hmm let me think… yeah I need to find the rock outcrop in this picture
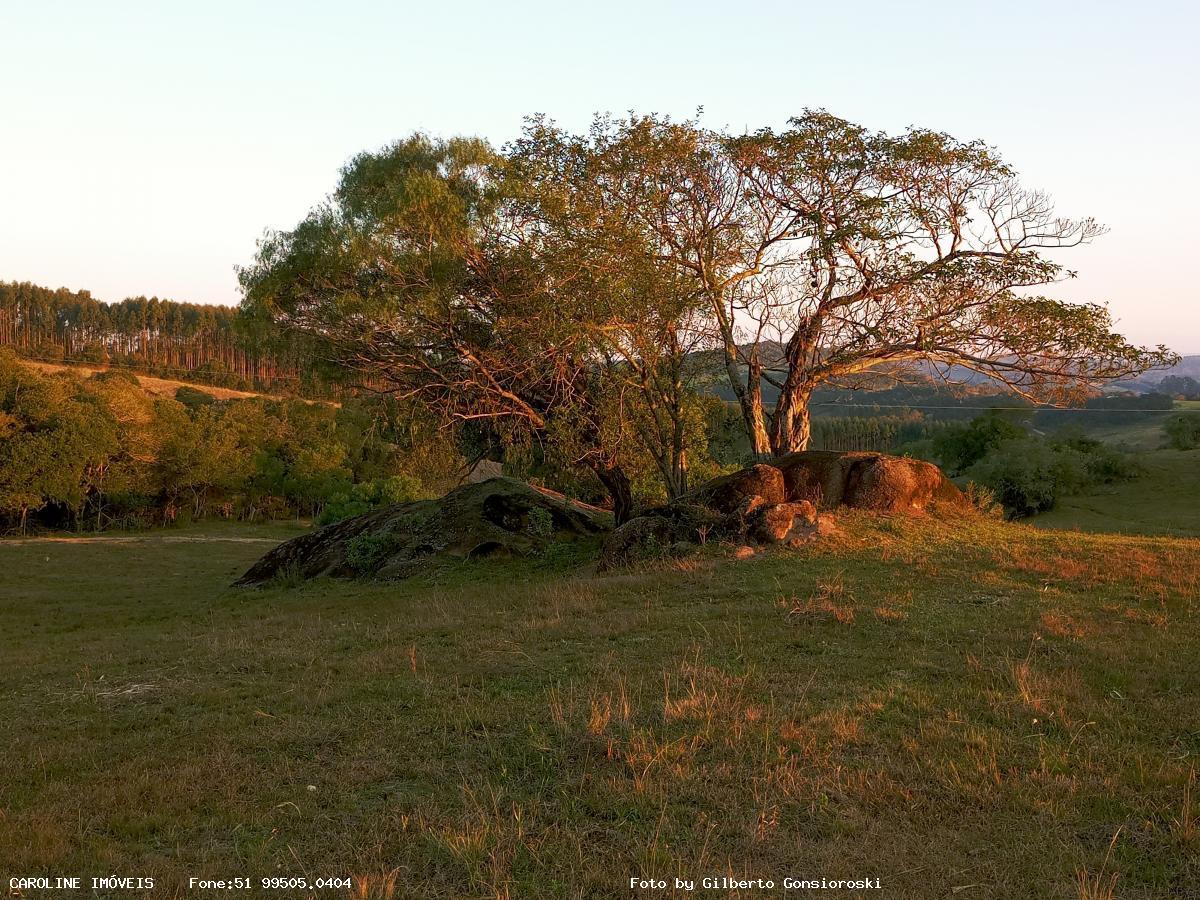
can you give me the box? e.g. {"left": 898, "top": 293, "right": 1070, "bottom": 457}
{"left": 236, "top": 477, "right": 609, "bottom": 585}
{"left": 773, "top": 450, "right": 965, "bottom": 513}
{"left": 749, "top": 500, "right": 817, "bottom": 544}
{"left": 688, "top": 464, "right": 786, "bottom": 514}
{"left": 238, "top": 453, "right": 966, "bottom": 581}
{"left": 597, "top": 451, "right": 965, "bottom": 568}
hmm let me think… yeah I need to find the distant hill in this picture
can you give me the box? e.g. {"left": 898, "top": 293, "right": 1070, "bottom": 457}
{"left": 1110, "top": 355, "right": 1200, "bottom": 393}
{"left": 709, "top": 343, "right": 1195, "bottom": 399}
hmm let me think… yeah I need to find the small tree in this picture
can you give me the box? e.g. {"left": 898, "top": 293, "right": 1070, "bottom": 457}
{"left": 1164, "top": 414, "right": 1200, "bottom": 450}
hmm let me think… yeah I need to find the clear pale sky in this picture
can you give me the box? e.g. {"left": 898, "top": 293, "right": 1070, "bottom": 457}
{"left": 2, "top": 0, "right": 1197, "bottom": 351}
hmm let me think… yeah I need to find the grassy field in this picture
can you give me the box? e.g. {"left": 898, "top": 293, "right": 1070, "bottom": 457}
{"left": 2, "top": 517, "right": 1199, "bottom": 898}
{"left": 1030, "top": 448, "right": 1200, "bottom": 537}
{"left": 19, "top": 359, "right": 284, "bottom": 403}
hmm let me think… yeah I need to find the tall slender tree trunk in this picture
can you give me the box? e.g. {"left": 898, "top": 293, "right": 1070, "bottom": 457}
{"left": 724, "top": 353, "right": 771, "bottom": 459}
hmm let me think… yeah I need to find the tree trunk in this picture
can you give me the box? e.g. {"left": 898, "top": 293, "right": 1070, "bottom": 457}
{"left": 770, "top": 388, "right": 813, "bottom": 455}
{"left": 743, "top": 380, "right": 772, "bottom": 459}
{"left": 594, "top": 462, "right": 634, "bottom": 526}
{"left": 711, "top": 315, "right": 771, "bottom": 460}
{"left": 789, "top": 401, "right": 812, "bottom": 453}
{"left": 726, "top": 354, "right": 771, "bottom": 459}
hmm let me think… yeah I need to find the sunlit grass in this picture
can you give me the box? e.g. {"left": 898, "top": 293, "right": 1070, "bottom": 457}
{"left": 1, "top": 516, "right": 1198, "bottom": 897}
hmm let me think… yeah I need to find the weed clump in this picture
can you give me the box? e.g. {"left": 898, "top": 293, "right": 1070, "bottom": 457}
{"left": 345, "top": 529, "right": 402, "bottom": 574}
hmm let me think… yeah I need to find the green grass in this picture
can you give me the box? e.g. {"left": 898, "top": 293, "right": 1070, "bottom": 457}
{"left": 1053, "top": 402, "right": 1200, "bottom": 452}
{"left": 1030, "top": 448, "right": 1200, "bottom": 537}
{"left": 2, "top": 518, "right": 1199, "bottom": 898}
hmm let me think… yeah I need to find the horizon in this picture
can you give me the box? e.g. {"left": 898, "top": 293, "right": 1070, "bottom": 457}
{"left": 2, "top": 1, "right": 1197, "bottom": 353}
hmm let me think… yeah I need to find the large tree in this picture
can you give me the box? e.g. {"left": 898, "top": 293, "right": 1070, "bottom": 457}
{"left": 241, "top": 114, "right": 1176, "bottom": 517}
{"left": 238, "top": 136, "right": 642, "bottom": 522}
{"left": 521, "top": 112, "right": 1176, "bottom": 457}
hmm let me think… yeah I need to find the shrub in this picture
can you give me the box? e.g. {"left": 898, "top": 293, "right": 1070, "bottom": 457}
{"left": 345, "top": 530, "right": 401, "bottom": 574}
{"left": 1164, "top": 414, "right": 1200, "bottom": 450}
{"left": 933, "top": 413, "right": 1027, "bottom": 474}
{"left": 966, "top": 430, "right": 1141, "bottom": 519}
{"left": 376, "top": 473, "right": 425, "bottom": 505}
{"left": 967, "top": 439, "right": 1086, "bottom": 518}
{"left": 175, "top": 386, "right": 217, "bottom": 409}
{"left": 316, "top": 474, "right": 426, "bottom": 525}
{"left": 316, "top": 494, "right": 371, "bottom": 526}
{"left": 526, "top": 505, "right": 554, "bottom": 538}
{"left": 1050, "top": 429, "right": 1143, "bottom": 483}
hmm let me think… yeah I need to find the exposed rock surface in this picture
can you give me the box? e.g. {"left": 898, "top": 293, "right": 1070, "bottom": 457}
{"left": 236, "top": 477, "right": 609, "bottom": 585}
{"left": 749, "top": 500, "right": 817, "bottom": 544}
{"left": 688, "top": 463, "right": 786, "bottom": 513}
{"left": 773, "top": 450, "right": 965, "bottom": 512}
{"left": 597, "top": 451, "right": 964, "bottom": 568}
{"left": 596, "top": 515, "right": 679, "bottom": 570}
{"left": 240, "top": 453, "right": 965, "bottom": 581}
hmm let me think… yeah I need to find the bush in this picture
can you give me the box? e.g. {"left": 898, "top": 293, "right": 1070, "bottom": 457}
{"left": 345, "top": 530, "right": 402, "bottom": 574}
{"left": 1164, "top": 414, "right": 1200, "bottom": 450}
{"left": 376, "top": 474, "right": 425, "bottom": 505}
{"left": 526, "top": 505, "right": 554, "bottom": 538}
{"left": 175, "top": 386, "right": 217, "bottom": 409}
{"left": 1050, "top": 429, "right": 1143, "bottom": 483}
{"left": 932, "top": 413, "right": 1027, "bottom": 474}
{"left": 967, "top": 439, "right": 1088, "bottom": 518}
{"left": 966, "top": 429, "right": 1140, "bottom": 518}
{"left": 316, "top": 474, "right": 426, "bottom": 525}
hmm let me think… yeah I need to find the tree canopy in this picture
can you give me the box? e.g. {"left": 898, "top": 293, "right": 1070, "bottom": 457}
{"left": 239, "top": 110, "right": 1176, "bottom": 510}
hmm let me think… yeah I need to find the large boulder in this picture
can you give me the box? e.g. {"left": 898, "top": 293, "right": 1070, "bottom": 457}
{"left": 686, "top": 463, "right": 786, "bottom": 514}
{"left": 773, "top": 450, "right": 966, "bottom": 513}
{"left": 236, "top": 478, "right": 609, "bottom": 585}
{"left": 596, "top": 452, "right": 963, "bottom": 569}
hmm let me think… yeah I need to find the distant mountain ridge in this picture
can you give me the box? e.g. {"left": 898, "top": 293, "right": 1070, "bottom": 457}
{"left": 1111, "top": 356, "right": 1200, "bottom": 393}
{"left": 719, "top": 342, "right": 1195, "bottom": 397}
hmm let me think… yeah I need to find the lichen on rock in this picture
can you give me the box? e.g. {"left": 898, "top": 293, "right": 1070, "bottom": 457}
{"left": 236, "top": 477, "right": 609, "bottom": 585}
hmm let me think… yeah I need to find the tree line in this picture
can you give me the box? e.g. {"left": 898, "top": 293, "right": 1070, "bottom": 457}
{"left": 811, "top": 413, "right": 951, "bottom": 453}
{"left": 0, "top": 281, "right": 315, "bottom": 393}
{"left": 240, "top": 110, "right": 1175, "bottom": 522}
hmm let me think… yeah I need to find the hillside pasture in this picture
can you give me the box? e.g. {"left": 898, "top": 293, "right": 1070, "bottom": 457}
{"left": 2, "top": 517, "right": 1198, "bottom": 897}
{"left": 1030, "top": 449, "right": 1200, "bottom": 537}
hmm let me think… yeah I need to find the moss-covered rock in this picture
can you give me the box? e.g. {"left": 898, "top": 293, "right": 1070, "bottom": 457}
{"left": 235, "top": 478, "right": 610, "bottom": 585}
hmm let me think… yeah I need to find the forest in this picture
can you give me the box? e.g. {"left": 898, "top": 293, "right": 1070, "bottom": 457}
{"left": 0, "top": 281, "right": 313, "bottom": 392}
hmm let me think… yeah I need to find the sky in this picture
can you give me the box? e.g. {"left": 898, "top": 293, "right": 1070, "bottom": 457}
{"left": 2, "top": 0, "right": 1197, "bottom": 351}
